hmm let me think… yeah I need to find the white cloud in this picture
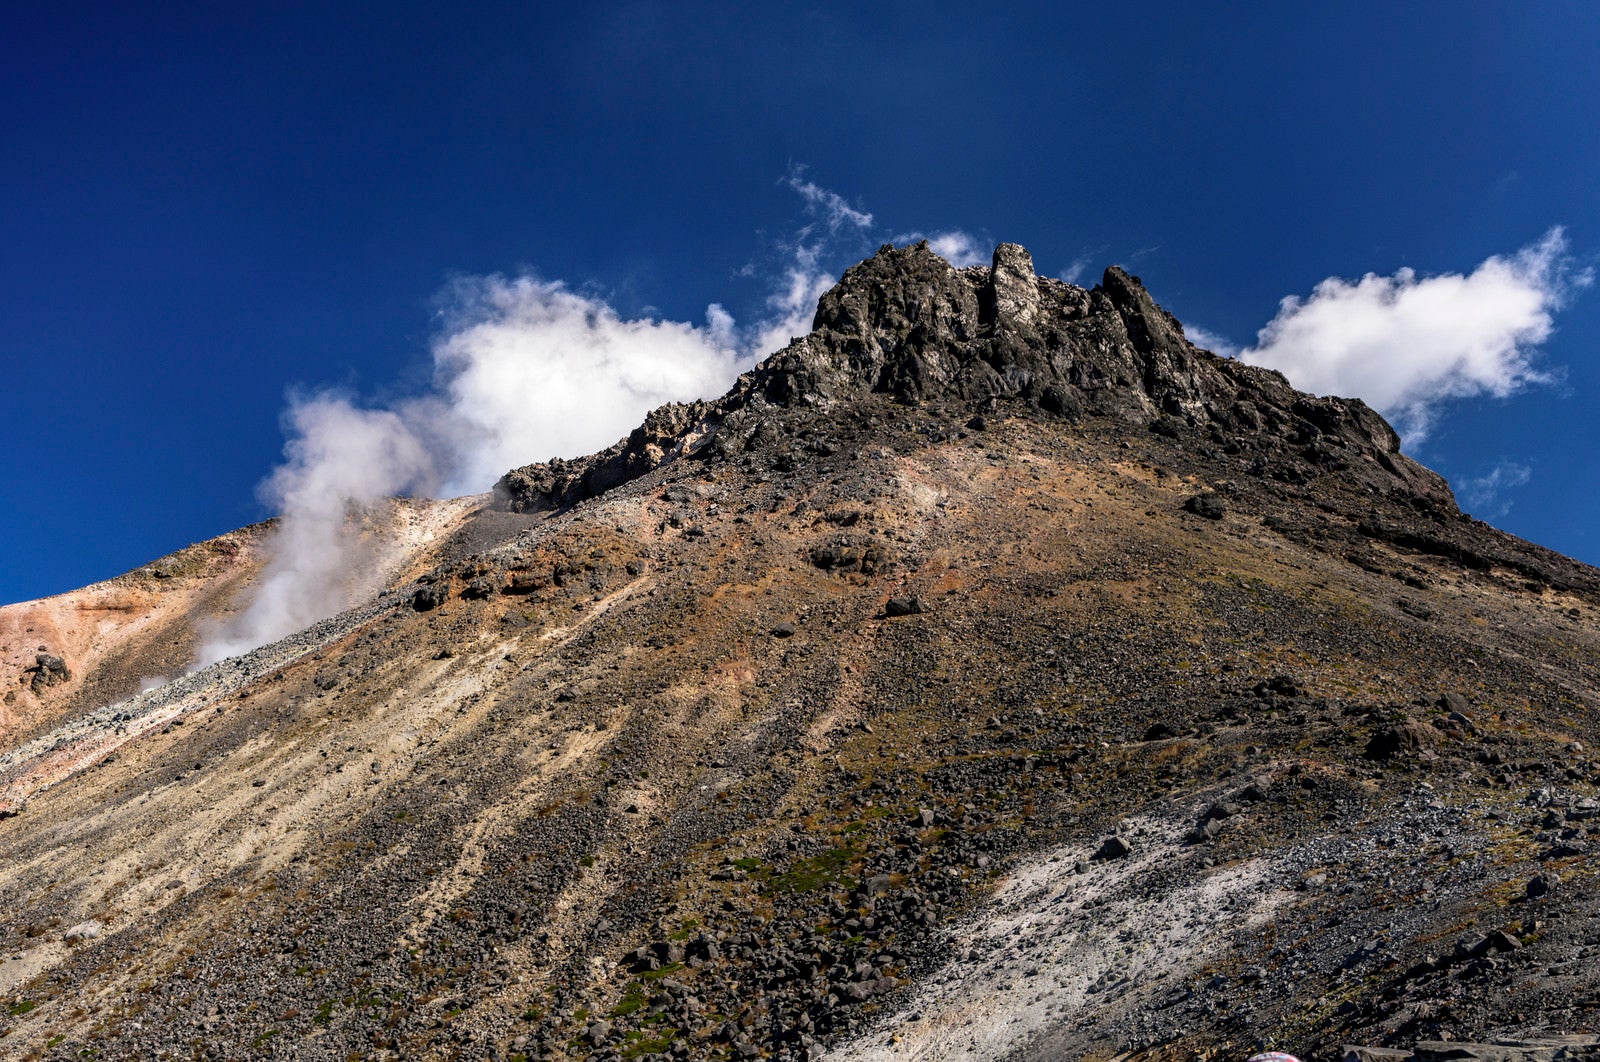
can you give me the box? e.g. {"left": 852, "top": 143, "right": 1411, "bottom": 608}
{"left": 1182, "top": 324, "right": 1239, "bottom": 358}
{"left": 705, "top": 302, "right": 737, "bottom": 352}
{"left": 890, "top": 230, "right": 989, "bottom": 268}
{"left": 1458, "top": 460, "right": 1532, "bottom": 520}
{"left": 430, "top": 276, "right": 743, "bottom": 494}
{"left": 1241, "top": 228, "right": 1589, "bottom": 441}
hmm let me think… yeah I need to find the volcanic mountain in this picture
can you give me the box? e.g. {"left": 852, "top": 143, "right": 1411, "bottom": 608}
{"left": 3, "top": 243, "right": 1599, "bottom": 1062}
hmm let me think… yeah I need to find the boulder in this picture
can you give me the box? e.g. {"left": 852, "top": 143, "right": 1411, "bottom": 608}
{"left": 1094, "top": 835, "right": 1132, "bottom": 861}
{"left": 884, "top": 597, "right": 924, "bottom": 617}
{"left": 1412, "top": 1038, "right": 1600, "bottom": 1061}
{"left": 1365, "top": 719, "right": 1444, "bottom": 760}
{"left": 411, "top": 584, "right": 448, "bottom": 612}
{"left": 26, "top": 653, "right": 71, "bottom": 694}
{"left": 1186, "top": 818, "right": 1222, "bottom": 845}
{"left": 63, "top": 919, "right": 102, "bottom": 943}
{"left": 1184, "top": 493, "right": 1226, "bottom": 520}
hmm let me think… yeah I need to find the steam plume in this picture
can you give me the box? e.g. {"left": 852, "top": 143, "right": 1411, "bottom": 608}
{"left": 198, "top": 173, "right": 885, "bottom": 666}
{"left": 196, "top": 288, "right": 740, "bottom": 666}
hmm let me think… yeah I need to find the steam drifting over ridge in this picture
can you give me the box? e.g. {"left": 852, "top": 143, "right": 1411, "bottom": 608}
{"left": 196, "top": 282, "right": 746, "bottom": 666}
{"left": 198, "top": 176, "right": 895, "bottom": 667}
{"left": 196, "top": 176, "right": 893, "bottom": 665}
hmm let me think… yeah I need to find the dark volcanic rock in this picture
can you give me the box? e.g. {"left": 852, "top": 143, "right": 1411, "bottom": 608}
{"left": 1094, "top": 835, "right": 1133, "bottom": 861}
{"left": 1366, "top": 719, "right": 1445, "bottom": 761}
{"left": 1184, "top": 493, "right": 1227, "bottom": 520}
{"left": 411, "top": 584, "right": 448, "bottom": 612}
{"left": 884, "top": 596, "right": 924, "bottom": 617}
{"left": 493, "top": 241, "right": 1456, "bottom": 519}
{"left": 25, "top": 652, "right": 71, "bottom": 693}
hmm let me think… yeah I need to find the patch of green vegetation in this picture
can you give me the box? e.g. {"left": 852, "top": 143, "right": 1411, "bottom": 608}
{"left": 611, "top": 985, "right": 647, "bottom": 1017}
{"left": 314, "top": 1000, "right": 334, "bottom": 1026}
{"left": 251, "top": 1029, "right": 280, "bottom": 1048}
{"left": 46, "top": 1033, "right": 66, "bottom": 1047}
{"left": 730, "top": 857, "right": 762, "bottom": 872}
{"left": 622, "top": 1030, "right": 677, "bottom": 1059}
{"left": 640, "top": 962, "right": 684, "bottom": 981}
{"left": 769, "top": 845, "right": 858, "bottom": 894}
{"left": 8, "top": 999, "right": 37, "bottom": 1017}
{"left": 579, "top": 854, "right": 597, "bottom": 868}
{"left": 393, "top": 810, "right": 410, "bottom": 821}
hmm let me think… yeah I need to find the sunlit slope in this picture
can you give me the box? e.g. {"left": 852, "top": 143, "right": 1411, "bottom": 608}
{"left": 3, "top": 244, "right": 1599, "bottom": 1060}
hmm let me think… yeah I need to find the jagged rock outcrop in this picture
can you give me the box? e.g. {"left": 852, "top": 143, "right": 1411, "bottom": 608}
{"left": 494, "top": 399, "right": 718, "bottom": 515}
{"left": 495, "top": 240, "right": 1452, "bottom": 515}
{"left": 24, "top": 652, "right": 70, "bottom": 694}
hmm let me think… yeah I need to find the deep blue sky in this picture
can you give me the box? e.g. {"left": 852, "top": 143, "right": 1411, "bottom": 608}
{"left": 4, "top": 3, "right": 1598, "bottom": 604}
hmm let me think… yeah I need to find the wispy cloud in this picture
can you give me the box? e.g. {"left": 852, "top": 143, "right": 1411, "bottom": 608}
{"left": 1458, "top": 460, "right": 1533, "bottom": 520}
{"left": 1059, "top": 254, "right": 1094, "bottom": 286}
{"left": 753, "top": 169, "right": 880, "bottom": 354}
{"left": 1241, "top": 228, "right": 1590, "bottom": 442}
{"left": 781, "top": 167, "right": 873, "bottom": 232}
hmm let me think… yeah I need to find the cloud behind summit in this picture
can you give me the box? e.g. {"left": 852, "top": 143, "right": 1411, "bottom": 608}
{"left": 1240, "top": 228, "right": 1589, "bottom": 441}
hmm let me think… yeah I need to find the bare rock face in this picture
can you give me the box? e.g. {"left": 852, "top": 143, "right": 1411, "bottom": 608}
{"left": 985, "top": 241, "right": 1042, "bottom": 326}
{"left": 494, "top": 400, "right": 715, "bottom": 514}
{"left": 494, "top": 240, "right": 1454, "bottom": 518}
{"left": 1344, "top": 1035, "right": 1600, "bottom": 1062}
{"left": 25, "top": 652, "right": 70, "bottom": 694}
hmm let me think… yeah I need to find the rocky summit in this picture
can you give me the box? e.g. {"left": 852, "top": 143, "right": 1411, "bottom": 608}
{"left": 3, "top": 243, "right": 1600, "bottom": 1062}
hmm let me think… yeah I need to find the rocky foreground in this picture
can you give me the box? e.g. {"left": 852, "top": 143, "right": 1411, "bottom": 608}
{"left": 2, "top": 244, "right": 1598, "bottom": 1061}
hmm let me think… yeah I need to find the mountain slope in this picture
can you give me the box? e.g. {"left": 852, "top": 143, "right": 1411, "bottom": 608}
{"left": 2, "top": 244, "right": 1599, "bottom": 1062}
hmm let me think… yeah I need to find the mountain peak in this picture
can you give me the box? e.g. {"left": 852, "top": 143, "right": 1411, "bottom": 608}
{"left": 495, "top": 240, "right": 1452, "bottom": 517}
